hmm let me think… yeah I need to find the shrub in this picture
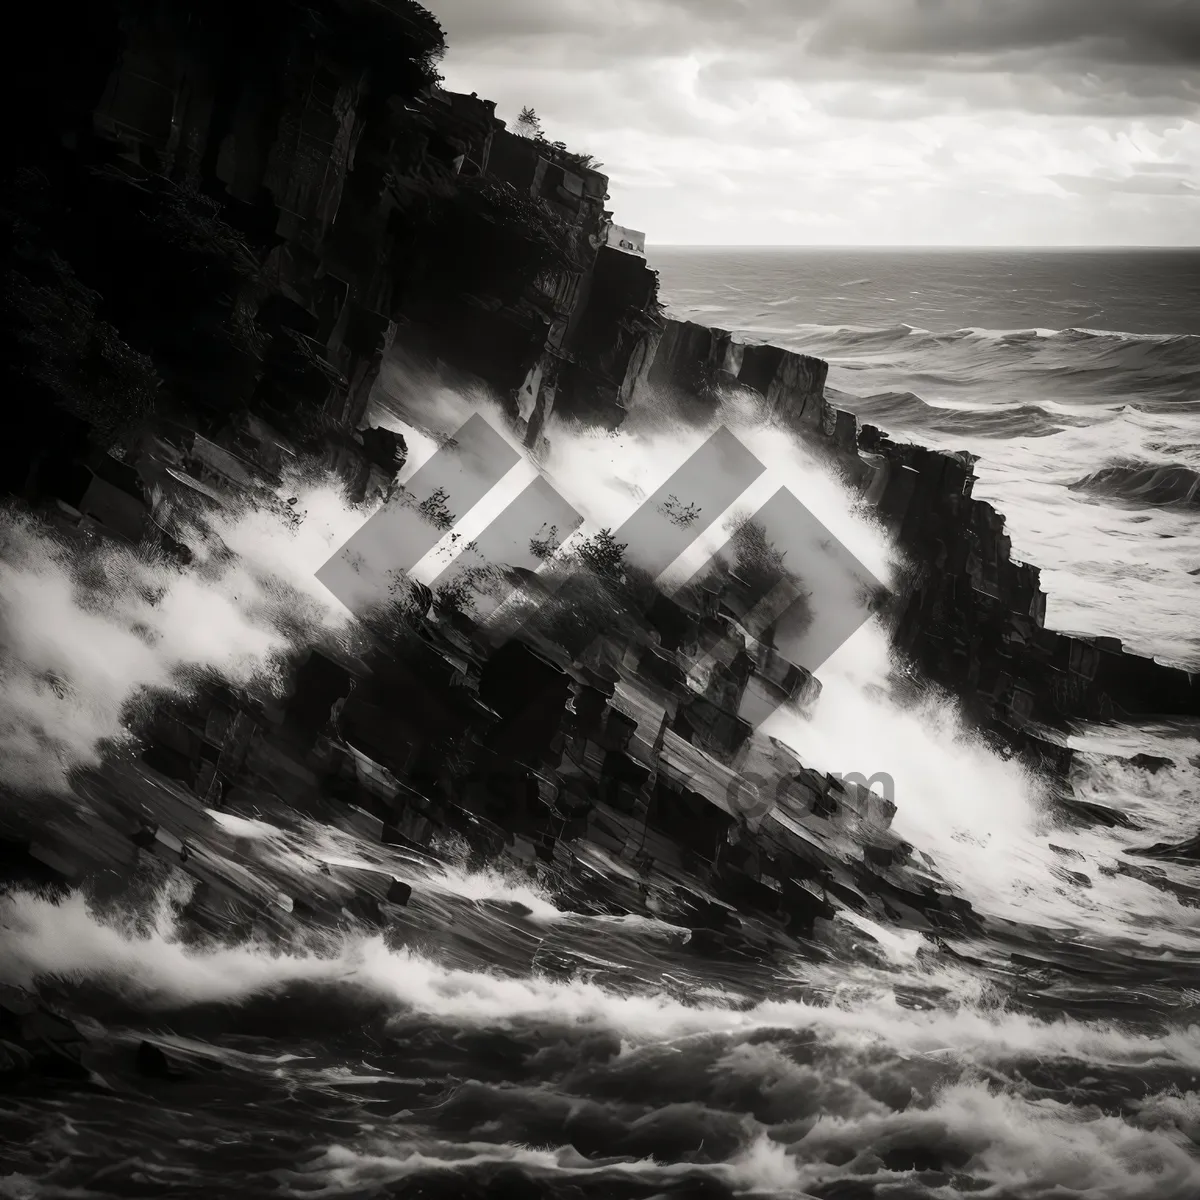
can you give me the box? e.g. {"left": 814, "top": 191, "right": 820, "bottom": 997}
{"left": 395, "top": 176, "right": 584, "bottom": 312}
{"left": 2, "top": 249, "right": 159, "bottom": 441}
{"left": 575, "top": 528, "right": 626, "bottom": 580}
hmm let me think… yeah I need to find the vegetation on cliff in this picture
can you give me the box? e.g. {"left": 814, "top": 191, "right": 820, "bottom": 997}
{"left": 393, "top": 176, "right": 587, "bottom": 315}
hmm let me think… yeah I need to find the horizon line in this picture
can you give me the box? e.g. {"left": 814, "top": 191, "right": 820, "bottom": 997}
{"left": 647, "top": 243, "right": 1200, "bottom": 251}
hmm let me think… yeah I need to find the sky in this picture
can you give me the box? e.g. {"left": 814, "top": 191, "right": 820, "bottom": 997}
{"left": 427, "top": 0, "right": 1200, "bottom": 247}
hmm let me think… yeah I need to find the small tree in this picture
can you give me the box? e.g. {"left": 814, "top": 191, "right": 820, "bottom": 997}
{"left": 415, "top": 485, "right": 454, "bottom": 530}
{"left": 729, "top": 515, "right": 788, "bottom": 595}
{"left": 516, "top": 106, "right": 543, "bottom": 139}
{"left": 529, "top": 523, "right": 559, "bottom": 560}
{"left": 576, "top": 528, "right": 627, "bottom": 581}
{"left": 659, "top": 494, "right": 700, "bottom": 529}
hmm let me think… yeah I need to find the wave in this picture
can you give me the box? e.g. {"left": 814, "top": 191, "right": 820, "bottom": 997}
{"left": 785, "top": 322, "right": 929, "bottom": 352}
{"left": 783, "top": 321, "right": 1200, "bottom": 352}
{"left": 961, "top": 326, "right": 1199, "bottom": 348}
{"left": 755, "top": 322, "right": 1200, "bottom": 390}
{"left": 954, "top": 326, "right": 1060, "bottom": 341}
{"left": 281, "top": 1085, "right": 1200, "bottom": 1199}
{"left": 5, "top": 888, "right": 1200, "bottom": 1199}
{"left": 0, "top": 475, "right": 367, "bottom": 792}
{"left": 1068, "top": 462, "right": 1200, "bottom": 509}
{"left": 766, "top": 317, "right": 1200, "bottom": 467}
{"left": 841, "top": 389, "right": 1084, "bottom": 438}
{"left": 5, "top": 888, "right": 1200, "bottom": 1066}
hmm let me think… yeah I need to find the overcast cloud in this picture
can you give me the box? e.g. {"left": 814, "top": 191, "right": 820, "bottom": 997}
{"left": 427, "top": 0, "right": 1200, "bottom": 245}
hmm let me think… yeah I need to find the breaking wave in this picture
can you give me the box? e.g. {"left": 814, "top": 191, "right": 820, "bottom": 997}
{"left": 1068, "top": 462, "right": 1200, "bottom": 509}
{"left": 764, "top": 320, "right": 1200, "bottom": 369}
{"left": 836, "top": 389, "right": 1088, "bottom": 439}
{"left": 4, "top": 876, "right": 1200, "bottom": 1199}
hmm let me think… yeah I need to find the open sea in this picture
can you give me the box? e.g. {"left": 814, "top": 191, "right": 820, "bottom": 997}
{"left": 2, "top": 247, "right": 1199, "bottom": 1200}
{"left": 652, "top": 247, "right": 1200, "bottom": 669}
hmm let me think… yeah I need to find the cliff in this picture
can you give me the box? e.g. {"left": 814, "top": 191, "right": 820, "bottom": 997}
{"left": 2, "top": 0, "right": 653, "bottom": 494}
{"left": 1, "top": 0, "right": 1195, "bottom": 1024}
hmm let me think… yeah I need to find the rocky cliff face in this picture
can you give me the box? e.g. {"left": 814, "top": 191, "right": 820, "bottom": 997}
{"left": 1, "top": 0, "right": 1193, "bottom": 997}
{"left": 3, "top": 0, "right": 652, "bottom": 492}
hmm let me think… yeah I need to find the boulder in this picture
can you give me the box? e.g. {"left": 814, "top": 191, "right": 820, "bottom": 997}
{"left": 1127, "top": 753, "right": 1175, "bottom": 774}
{"left": 135, "top": 1040, "right": 188, "bottom": 1081}
{"left": 342, "top": 891, "right": 387, "bottom": 929}
{"left": 1129, "top": 829, "right": 1200, "bottom": 862}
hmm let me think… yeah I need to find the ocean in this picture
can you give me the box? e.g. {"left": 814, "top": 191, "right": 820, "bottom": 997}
{"left": 652, "top": 247, "right": 1200, "bottom": 669}
{"left": 2, "top": 248, "right": 1199, "bottom": 1200}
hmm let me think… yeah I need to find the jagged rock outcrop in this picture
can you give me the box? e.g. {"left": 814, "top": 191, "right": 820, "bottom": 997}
{"left": 554, "top": 241, "right": 661, "bottom": 430}
{"left": 4, "top": 0, "right": 446, "bottom": 502}
{"left": 858, "top": 426, "right": 1199, "bottom": 730}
